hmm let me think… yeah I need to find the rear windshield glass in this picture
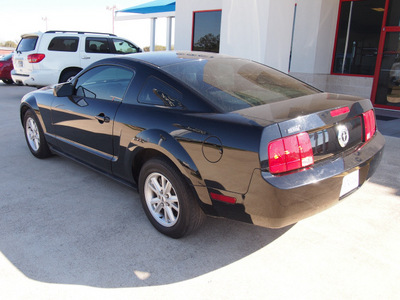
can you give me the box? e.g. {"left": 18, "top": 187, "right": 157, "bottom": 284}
{"left": 162, "top": 57, "right": 319, "bottom": 112}
{"left": 16, "top": 37, "right": 38, "bottom": 52}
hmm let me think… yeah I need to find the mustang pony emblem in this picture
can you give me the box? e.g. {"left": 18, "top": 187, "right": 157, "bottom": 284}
{"left": 337, "top": 125, "right": 350, "bottom": 148}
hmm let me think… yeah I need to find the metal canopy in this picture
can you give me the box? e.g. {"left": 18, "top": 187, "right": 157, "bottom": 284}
{"left": 116, "top": 0, "right": 176, "bottom": 52}
{"left": 118, "top": 0, "right": 175, "bottom": 14}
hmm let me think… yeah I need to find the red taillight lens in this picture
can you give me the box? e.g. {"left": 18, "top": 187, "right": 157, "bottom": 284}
{"left": 330, "top": 106, "right": 350, "bottom": 117}
{"left": 28, "top": 54, "right": 45, "bottom": 63}
{"left": 362, "top": 110, "right": 376, "bottom": 142}
{"left": 0, "top": 62, "right": 3, "bottom": 68}
{"left": 268, "top": 132, "right": 314, "bottom": 174}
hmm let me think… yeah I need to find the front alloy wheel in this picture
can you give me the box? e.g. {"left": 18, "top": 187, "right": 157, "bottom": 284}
{"left": 23, "top": 109, "right": 51, "bottom": 158}
{"left": 26, "top": 116, "right": 40, "bottom": 152}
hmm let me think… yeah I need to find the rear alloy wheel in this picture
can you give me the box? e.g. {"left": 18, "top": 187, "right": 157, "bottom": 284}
{"left": 139, "top": 158, "right": 205, "bottom": 238}
{"left": 23, "top": 110, "right": 51, "bottom": 158}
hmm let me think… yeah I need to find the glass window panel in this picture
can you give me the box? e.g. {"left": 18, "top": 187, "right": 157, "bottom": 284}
{"left": 48, "top": 37, "right": 79, "bottom": 52}
{"left": 333, "top": 0, "right": 385, "bottom": 75}
{"left": 16, "top": 37, "right": 38, "bottom": 52}
{"left": 192, "top": 10, "right": 222, "bottom": 53}
{"left": 138, "top": 77, "right": 183, "bottom": 108}
{"left": 375, "top": 32, "right": 400, "bottom": 106}
{"left": 113, "top": 39, "right": 138, "bottom": 54}
{"left": 85, "top": 38, "right": 110, "bottom": 53}
{"left": 386, "top": 0, "right": 400, "bottom": 26}
{"left": 163, "top": 58, "right": 318, "bottom": 112}
{"left": 75, "top": 66, "right": 134, "bottom": 101}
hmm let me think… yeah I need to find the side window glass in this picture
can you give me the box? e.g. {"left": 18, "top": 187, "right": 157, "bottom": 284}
{"left": 138, "top": 77, "right": 183, "bottom": 108}
{"left": 48, "top": 37, "right": 79, "bottom": 52}
{"left": 113, "top": 39, "right": 138, "bottom": 54}
{"left": 75, "top": 66, "right": 135, "bottom": 101}
{"left": 86, "top": 38, "right": 110, "bottom": 53}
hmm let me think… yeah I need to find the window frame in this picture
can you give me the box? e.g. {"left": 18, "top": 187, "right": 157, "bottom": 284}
{"left": 330, "top": 0, "right": 385, "bottom": 78}
{"left": 48, "top": 36, "right": 79, "bottom": 52}
{"left": 85, "top": 37, "right": 112, "bottom": 54}
{"left": 16, "top": 36, "right": 38, "bottom": 52}
{"left": 74, "top": 64, "right": 135, "bottom": 102}
{"left": 191, "top": 9, "right": 222, "bottom": 53}
{"left": 112, "top": 38, "right": 139, "bottom": 54}
{"left": 137, "top": 76, "right": 184, "bottom": 109}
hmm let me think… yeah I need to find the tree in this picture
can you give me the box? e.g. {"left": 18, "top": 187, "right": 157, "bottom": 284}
{"left": 0, "top": 41, "right": 17, "bottom": 48}
{"left": 193, "top": 33, "right": 220, "bottom": 53}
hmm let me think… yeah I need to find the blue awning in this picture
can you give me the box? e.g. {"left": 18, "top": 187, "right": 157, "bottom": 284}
{"left": 118, "top": 0, "right": 175, "bottom": 14}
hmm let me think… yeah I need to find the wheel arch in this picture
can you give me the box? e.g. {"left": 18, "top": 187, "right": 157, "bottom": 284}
{"left": 20, "top": 96, "right": 38, "bottom": 125}
{"left": 129, "top": 129, "right": 212, "bottom": 207}
{"left": 58, "top": 67, "right": 82, "bottom": 83}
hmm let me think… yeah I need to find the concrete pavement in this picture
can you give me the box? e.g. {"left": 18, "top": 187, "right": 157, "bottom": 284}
{"left": 0, "top": 82, "right": 399, "bottom": 299}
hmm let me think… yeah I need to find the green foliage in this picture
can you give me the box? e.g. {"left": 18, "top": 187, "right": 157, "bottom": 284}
{"left": 193, "top": 33, "right": 220, "bottom": 53}
{"left": 0, "top": 40, "right": 17, "bottom": 48}
{"left": 143, "top": 45, "right": 174, "bottom": 52}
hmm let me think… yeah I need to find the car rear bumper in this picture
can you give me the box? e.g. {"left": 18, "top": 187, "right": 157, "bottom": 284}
{"left": 210, "top": 132, "right": 385, "bottom": 228}
{"left": 11, "top": 69, "right": 57, "bottom": 87}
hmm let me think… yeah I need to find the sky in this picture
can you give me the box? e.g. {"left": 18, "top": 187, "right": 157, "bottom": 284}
{"left": 0, "top": 0, "right": 174, "bottom": 49}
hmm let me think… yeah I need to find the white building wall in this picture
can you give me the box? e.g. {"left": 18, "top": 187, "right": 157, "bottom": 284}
{"left": 174, "top": 0, "right": 373, "bottom": 99}
{"left": 219, "top": 0, "right": 270, "bottom": 64}
{"left": 290, "top": 0, "right": 373, "bottom": 98}
{"left": 176, "top": 0, "right": 296, "bottom": 72}
{"left": 290, "top": 0, "right": 338, "bottom": 74}
{"left": 174, "top": 0, "right": 223, "bottom": 51}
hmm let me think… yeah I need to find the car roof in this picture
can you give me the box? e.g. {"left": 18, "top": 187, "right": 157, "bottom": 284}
{"left": 117, "top": 51, "right": 237, "bottom": 68}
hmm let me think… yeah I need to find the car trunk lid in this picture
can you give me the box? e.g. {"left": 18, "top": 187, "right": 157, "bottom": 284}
{"left": 237, "top": 93, "right": 376, "bottom": 174}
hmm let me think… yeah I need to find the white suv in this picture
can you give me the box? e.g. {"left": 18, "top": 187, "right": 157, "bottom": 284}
{"left": 12, "top": 31, "right": 142, "bottom": 87}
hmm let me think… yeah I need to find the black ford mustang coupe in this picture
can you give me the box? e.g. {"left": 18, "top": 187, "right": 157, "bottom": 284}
{"left": 20, "top": 51, "right": 384, "bottom": 238}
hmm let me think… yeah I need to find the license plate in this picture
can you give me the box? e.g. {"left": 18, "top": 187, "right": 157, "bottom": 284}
{"left": 18, "top": 60, "right": 23, "bottom": 67}
{"left": 340, "top": 170, "right": 359, "bottom": 197}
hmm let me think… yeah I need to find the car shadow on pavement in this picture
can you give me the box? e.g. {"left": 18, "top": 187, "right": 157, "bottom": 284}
{"left": 0, "top": 154, "right": 292, "bottom": 288}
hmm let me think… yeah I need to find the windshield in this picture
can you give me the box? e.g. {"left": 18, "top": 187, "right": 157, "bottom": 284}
{"left": 16, "top": 36, "right": 38, "bottom": 52}
{"left": 162, "top": 57, "right": 319, "bottom": 112}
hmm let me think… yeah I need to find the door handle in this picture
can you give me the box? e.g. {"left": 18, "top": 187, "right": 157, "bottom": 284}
{"left": 95, "top": 113, "right": 110, "bottom": 124}
{"left": 82, "top": 56, "right": 91, "bottom": 59}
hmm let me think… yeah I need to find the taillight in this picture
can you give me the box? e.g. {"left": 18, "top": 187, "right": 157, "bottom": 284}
{"left": 362, "top": 109, "right": 376, "bottom": 142}
{"left": 28, "top": 54, "right": 45, "bottom": 63}
{"left": 0, "top": 62, "right": 3, "bottom": 68}
{"left": 330, "top": 106, "right": 350, "bottom": 117}
{"left": 268, "top": 132, "right": 314, "bottom": 174}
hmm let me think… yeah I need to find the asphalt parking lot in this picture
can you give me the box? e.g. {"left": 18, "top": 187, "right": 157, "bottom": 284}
{"left": 1, "top": 82, "right": 399, "bottom": 300}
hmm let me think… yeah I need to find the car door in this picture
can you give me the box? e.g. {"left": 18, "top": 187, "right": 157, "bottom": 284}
{"left": 80, "top": 37, "right": 115, "bottom": 69}
{"left": 51, "top": 65, "right": 135, "bottom": 172}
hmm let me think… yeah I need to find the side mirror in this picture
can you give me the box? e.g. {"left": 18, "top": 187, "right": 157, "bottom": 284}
{"left": 53, "top": 82, "right": 74, "bottom": 97}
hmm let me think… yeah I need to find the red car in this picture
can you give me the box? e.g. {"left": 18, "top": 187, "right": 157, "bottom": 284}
{"left": 0, "top": 53, "right": 14, "bottom": 84}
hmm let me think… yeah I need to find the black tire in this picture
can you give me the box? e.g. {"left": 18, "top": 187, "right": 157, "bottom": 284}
{"left": 138, "top": 157, "right": 205, "bottom": 238}
{"left": 2, "top": 79, "right": 14, "bottom": 84}
{"left": 59, "top": 69, "right": 80, "bottom": 83}
{"left": 23, "top": 109, "right": 51, "bottom": 158}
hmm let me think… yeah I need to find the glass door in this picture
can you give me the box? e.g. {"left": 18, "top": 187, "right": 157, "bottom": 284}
{"left": 372, "top": 0, "right": 400, "bottom": 108}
